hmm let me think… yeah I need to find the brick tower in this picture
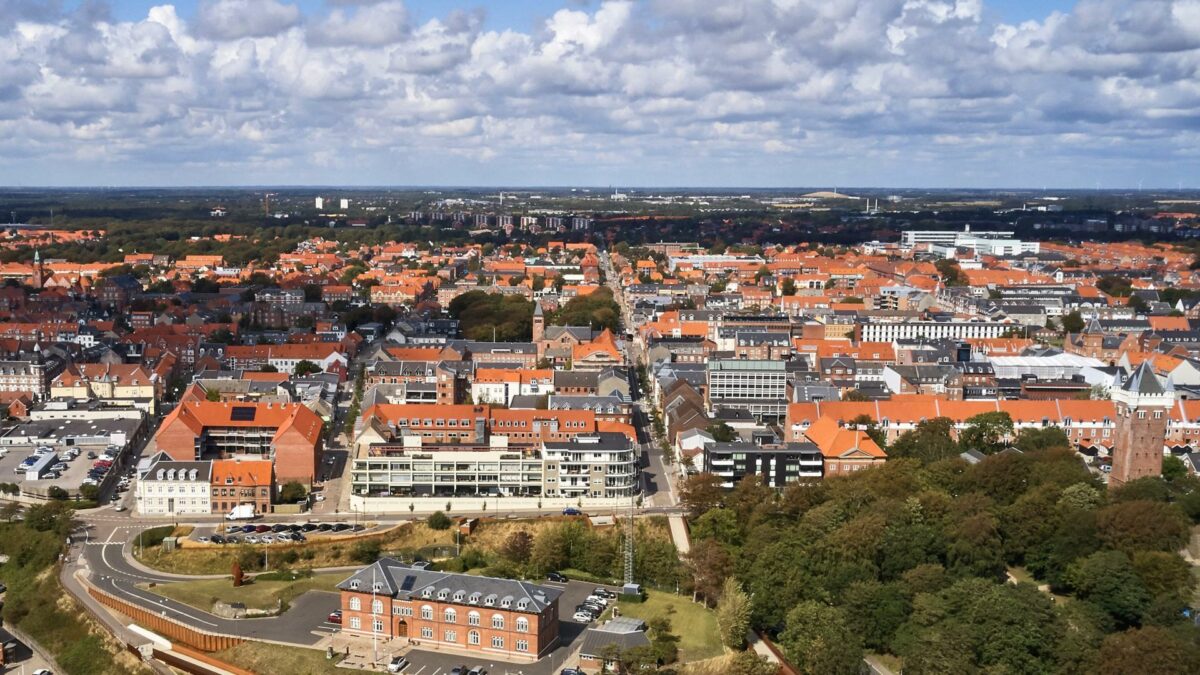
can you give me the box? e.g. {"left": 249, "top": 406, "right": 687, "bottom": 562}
{"left": 1109, "top": 362, "right": 1173, "bottom": 490}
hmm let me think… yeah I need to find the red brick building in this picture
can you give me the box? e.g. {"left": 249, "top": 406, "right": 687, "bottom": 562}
{"left": 337, "top": 559, "right": 561, "bottom": 661}
{"left": 153, "top": 400, "right": 324, "bottom": 485}
{"left": 210, "top": 458, "right": 273, "bottom": 515}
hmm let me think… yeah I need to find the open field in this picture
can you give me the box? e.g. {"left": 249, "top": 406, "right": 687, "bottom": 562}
{"left": 143, "top": 571, "right": 344, "bottom": 612}
{"left": 214, "top": 642, "right": 343, "bottom": 675}
{"left": 616, "top": 590, "right": 723, "bottom": 663}
{"left": 134, "top": 523, "right": 453, "bottom": 575}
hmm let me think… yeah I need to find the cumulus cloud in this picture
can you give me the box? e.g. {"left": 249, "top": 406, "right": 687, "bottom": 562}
{"left": 0, "top": 0, "right": 1197, "bottom": 186}
{"left": 195, "top": 0, "right": 301, "bottom": 40}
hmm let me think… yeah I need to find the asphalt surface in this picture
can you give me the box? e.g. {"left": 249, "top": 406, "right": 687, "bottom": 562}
{"left": 76, "top": 521, "right": 341, "bottom": 645}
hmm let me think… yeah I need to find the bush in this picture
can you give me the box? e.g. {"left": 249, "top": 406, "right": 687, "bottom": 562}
{"left": 237, "top": 546, "right": 264, "bottom": 572}
{"left": 46, "top": 486, "right": 68, "bottom": 501}
{"left": 137, "top": 525, "right": 175, "bottom": 548}
{"left": 427, "top": 511, "right": 453, "bottom": 530}
{"left": 352, "top": 540, "right": 382, "bottom": 564}
{"left": 78, "top": 483, "right": 100, "bottom": 501}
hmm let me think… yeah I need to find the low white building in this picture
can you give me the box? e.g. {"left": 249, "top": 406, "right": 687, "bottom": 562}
{"left": 136, "top": 453, "right": 212, "bottom": 516}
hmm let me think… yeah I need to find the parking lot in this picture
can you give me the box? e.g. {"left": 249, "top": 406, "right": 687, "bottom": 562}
{"left": 185, "top": 520, "right": 381, "bottom": 546}
{"left": 381, "top": 580, "right": 616, "bottom": 675}
{"left": 0, "top": 442, "right": 132, "bottom": 499}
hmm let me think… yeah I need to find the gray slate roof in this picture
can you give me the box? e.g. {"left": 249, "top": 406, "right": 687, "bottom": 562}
{"left": 336, "top": 558, "right": 561, "bottom": 614}
{"left": 1122, "top": 361, "right": 1171, "bottom": 395}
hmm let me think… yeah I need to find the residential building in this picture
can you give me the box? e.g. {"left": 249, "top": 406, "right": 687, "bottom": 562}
{"left": 136, "top": 453, "right": 212, "bottom": 516}
{"left": 210, "top": 458, "right": 274, "bottom": 515}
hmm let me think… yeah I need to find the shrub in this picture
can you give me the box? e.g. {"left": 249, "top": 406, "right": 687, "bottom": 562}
{"left": 352, "top": 540, "right": 382, "bottom": 564}
{"left": 427, "top": 511, "right": 452, "bottom": 530}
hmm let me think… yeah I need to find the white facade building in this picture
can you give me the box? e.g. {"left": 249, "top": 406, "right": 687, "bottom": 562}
{"left": 136, "top": 454, "right": 212, "bottom": 516}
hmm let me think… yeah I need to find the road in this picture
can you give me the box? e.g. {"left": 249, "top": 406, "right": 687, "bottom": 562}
{"left": 599, "top": 247, "right": 677, "bottom": 508}
{"left": 72, "top": 520, "right": 341, "bottom": 645}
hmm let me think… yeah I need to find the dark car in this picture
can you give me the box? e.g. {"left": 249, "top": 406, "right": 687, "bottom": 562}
{"left": 327, "top": 610, "right": 342, "bottom": 624}
{"left": 333, "top": 523, "right": 351, "bottom": 532}
{"left": 318, "top": 523, "right": 333, "bottom": 532}
{"left": 352, "top": 524, "right": 365, "bottom": 531}
{"left": 289, "top": 524, "right": 302, "bottom": 532}
{"left": 561, "top": 507, "right": 582, "bottom": 516}
{"left": 449, "top": 667, "right": 465, "bottom": 675}
{"left": 226, "top": 535, "right": 241, "bottom": 544}
{"left": 210, "top": 535, "right": 225, "bottom": 544}
{"left": 272, "top": 524, "right": 289, "bottom": 533}
{"left": 547, "top": 572, "right": 568, "bottom": 583}
{"left": 561, "top": 669, "right": 584, "bottom": 675}
{"left": 593, "top": 587, "right": 617, "bottom": 599}
{"left": 254, "top": 524, "right": 271, "bottom": 533}
{"left": 301, "top": 523, "right": 318, "bottom": 532}
{"left": 241, "top": 524, "right": 257, "bottom": 533}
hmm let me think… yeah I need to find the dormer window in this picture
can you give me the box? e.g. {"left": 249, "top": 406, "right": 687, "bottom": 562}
{"left": 468, "top": 593, "right": 480, "bottom": 605}
{"left": 484, "top": 595, "right": 495, "bottom": 607}
{"left": 350, "top": 580, "right": 360, "bottom": 590}
{"left": 516, "top": 599, "right": 529, "bottom": 611}
{"left": 422, "top": 588, "right": 433, "bottom": 598}
{"left": 500, "top": 598, "right": 512, "bottom": 608}
{"left": 437, "top": 590, "right": 448, "bottom": 600}
{"left": 453, "top": 591, "right": 465, "bottom": 602}
{"left": 373, "top": 582, "right": 383, "bottom": 592}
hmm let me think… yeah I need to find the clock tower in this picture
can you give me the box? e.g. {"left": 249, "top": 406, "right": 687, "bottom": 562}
{"left": 1109, "top": 362, "right": 1173, "bottom": 490}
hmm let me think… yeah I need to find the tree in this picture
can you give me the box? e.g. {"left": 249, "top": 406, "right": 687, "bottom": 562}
{"left": 888, "top": 417, "right": 959, "bottom": 464}
{"left": 779, "top": 602, "right": 863, "bottom": 675}
{"left": 707, "top": 422, "right": 736, "bottom": 443}
{"left": 935, "top": 258, "right": 968, "bottom": 286}
{"left": 848, "top": 413, "right": 886, "bottom": 448}
{"left": 1162, "top": 455, "right": 1188, "bottom": 481}
{"left": 715, "top": 577, "right": 752, "bottom": 650}
{"left": 427, "top": 511, "right": 452, "bottom": 530}
{"left": 1096, "top": 626, "right": 1200, "bottom": 675}
{"left": 259, "top": 364, "right": 279, "bottom": 373}
{"left": 1130, "top": 551, "right": 1194, "bottom": 599}
{"left": 958, "top": 411, "right": 1014, "bottom": 454}
{"left": 1061, "top": 310, "right": 1085, "bottom": 334}
{"left": 725, "top": 651, "right": 780, "bottom": 675}
{"left": 46, "top": 485, "right": 68, "bottom": 500}
{"left": 842, "top": 581, "right": 910, "bottom": 652}
{"left": 293, "top": 360, "right": 321, "bottom": 376}
{"left": 1014, "top": 426, "right": 1070, "bottom": 453}
{"left": 781, "top": 278, "right": 796, "bottom": 296}
{"left": 501, "top": 530, "right": 534, "bottom": 564}
{"left": 690, "top": 508, "right": 742, "bottom": 547}
{"left": 205, "top": 387, "right": 222, "bottom": 402}
{"left": 79, "top": 483, "right": 100, "bottom": 501}
{"left": 0, "top": 501, "right": 21, "bottom": 522}
{"left": 1096, "top": 501, "right": 1190, "bottom": 553}
{"left": 278, "top": 481, "right": 307, "bottom": 503}
{"left": 679, "top": 473, "right": 725, "bottom": 519}
{"left": 1067, "top": 550, "right": 1151, "bottom": 629}
{"left": 685, "top": 538, "right": 733, "bottom": 603}
{"left": 842, "top": 389, "right": 871, "bottom": 402}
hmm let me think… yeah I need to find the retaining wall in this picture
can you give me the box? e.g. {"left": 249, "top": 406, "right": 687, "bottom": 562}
{"left": 86, "top": 585, "right": 245, "bottom": 653}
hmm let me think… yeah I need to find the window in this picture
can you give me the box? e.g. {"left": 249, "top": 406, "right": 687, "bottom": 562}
{"left": 372, "top": 599, "right": 383, "bottom": 614}
{"left": 491, "top": 636, "right": 504, "bottom": 649}
{"left": 468, "top": 630, "right": 480, "bottom": 645}
{"left": 515, "top": 617, "right": 529, "bottom": 633}
{"left": 373, "top": 618, "right": 384, "bottom": 633}
{"left": 444, "top": 608, "right": 457, "bottom": 623}
{"left": 349, "top": 597, "right": 361, "bottom": 611}
{"left": 421, "top": 627, "right": 433, "bottom": 639}
{"left": 349, "top": 617, "right": 361, "bottom": 630}
{"left": 420, "top": 605, "right": 433, "bottom": 620}
{"left": 516, "top": 639, "right": 529, "bottom": 652}
{"left": 445, "top": 629, "right": 457, "bottom": 642}
{"left": 468, "top": 611, "right": 480, "bottom": 626}
{"left": 492, "top": 614, "right": 504, "bottom": 629}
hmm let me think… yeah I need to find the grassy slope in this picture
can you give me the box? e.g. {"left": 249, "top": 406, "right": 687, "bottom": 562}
{"left": 145, "top": 572, "right": 344, "bottom": 612}
{"left": 616, "top": 590, "right": 723, "bottom": 663}
{"left": 215, "top": 642, "right": 344, "bottom": 675}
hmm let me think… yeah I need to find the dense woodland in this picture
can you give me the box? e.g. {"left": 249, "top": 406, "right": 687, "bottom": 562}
{"left": 449, "top": 289, "right": 621, "bottom": 342}
{"left": 680, "top": 421, "right": 1200, "bottom": 674}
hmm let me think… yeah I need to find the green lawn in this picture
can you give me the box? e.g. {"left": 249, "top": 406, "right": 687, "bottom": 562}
{"left": 215, "top": 642, "right": 344, "bottom": 674}
{"left": 144, "top": 571, "right": 344, "bottom": 612}
{"left": 615, "top": 590, "right": 723, "bottom": 662}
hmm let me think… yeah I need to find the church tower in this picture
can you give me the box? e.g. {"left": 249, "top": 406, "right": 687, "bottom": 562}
{"left": 32, "top": 249, "right": 43, "bottom": 289}
{"left": 532, "top": 300, "right": 545, "bottom": 343}
{"left": 1109, "top": 362, "right": 1173, "bottom": 490}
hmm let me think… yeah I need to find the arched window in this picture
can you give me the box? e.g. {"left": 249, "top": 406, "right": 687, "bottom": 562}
{"left": 444, "top": 608, "right": 457, "bottom": 623}
{"left": 349, "top": 597, "right": 361, "bottom": 611}
{"left": 491, "top": 614, "right": 504, "bottom": 630}
{"left": 372, "top": 599, "right": 383, "bottom": 615}
{"left": 515, "top": 617, "right": 529, "bottom": 633}
{"left": 468, "top": 630, "right": 480, "bottom": 645}
{"left": 420, "top": 605, "right": 433, "bottom": 620}
{"left": 468, "top": 611, "right": 480, "bottom": 626}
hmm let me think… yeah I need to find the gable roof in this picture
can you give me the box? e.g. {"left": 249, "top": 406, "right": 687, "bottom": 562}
{"left": 337, "top": 558, "right": 561, "bottom": 614}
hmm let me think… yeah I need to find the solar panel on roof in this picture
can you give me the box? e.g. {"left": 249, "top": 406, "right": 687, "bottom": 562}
{"left": 400, "top": 575, "right": 417, "bottom": 591}
{"left": 230, "top": 406, "right": 257, "bottom": 421}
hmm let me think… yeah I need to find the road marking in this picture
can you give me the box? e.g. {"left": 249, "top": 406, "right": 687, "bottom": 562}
{"left": 107, "top": 578, "right": 220, "bottom": 628}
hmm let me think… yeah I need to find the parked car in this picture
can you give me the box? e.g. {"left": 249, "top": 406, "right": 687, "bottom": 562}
{"left": 449, "top": 667, "right": 465, "bottom": 675}
{"left": 226, "top": 535, "right": 240, "bottom": 544}
{"left": 572, "top": 611, "right": 595, "bottom": 622}
{"left": 327, "top": 610, "right": 342, "bottom": 624}
{"left": 547, "top": 572, "right": 568, "bottom": 583}
{"left": 244, "top": 535, "right": 259, "bottom": 544}
{"left": 272, "top": 524, "right": 288, "bottom": 533}
{"left": 561, "top": 507, "right": 582, "bottom": 516}
{"left": 197, "top": 536, "right": 209, "bottom": 543}
{"left": 260, "top": 535, "right": 274, "bottom": 544}
{"left": 585, "top": 594, "right": 608, "bottom": 607}
{"left": 561, "top": 669, "right": 584, "bottom": 675}
{"left": 86, "top": 451, "right": 97, "bottom": 459}
{"left": 254, "top": 524, "right": 271, "bottom": 533}
{"left": 241, "top": 525, "right": 256, "bottom": 533}
{"left": 467, "top": 667, "right": 486, "bottom": 675}
{"left": 333, "top": 523, "right": 351, "bottom": 532}
{"left": 387, "top": 656, "right": 410, "bottom": 673}
{"left": 210, "top": 535, "right": 225, "bottom": 544}
{"left": 593, "top": 587, "right": 616, "bottom": 599}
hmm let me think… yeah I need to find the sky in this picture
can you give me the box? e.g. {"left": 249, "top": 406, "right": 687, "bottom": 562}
{"left": 3, "top": 0, "right": 1198, "bottom": 189}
